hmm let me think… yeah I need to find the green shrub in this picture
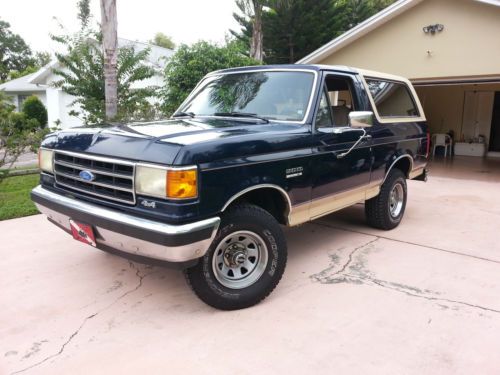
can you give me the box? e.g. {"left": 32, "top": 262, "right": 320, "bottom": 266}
{"left": 0, "top": 92, "right": 48, "bottom": 179}
{"left": 21, "top": 95, "right": 47, "bottom": 127}
{"left": 6, "top": 112, "right": 39, "bottom": 132}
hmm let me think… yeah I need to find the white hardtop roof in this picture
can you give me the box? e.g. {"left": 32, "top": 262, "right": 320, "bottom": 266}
{"left": 355, "top": 67, "right": 412, "bottom": 82}
{"left": 312, "top": 64, "right": 413, "bottom": 82}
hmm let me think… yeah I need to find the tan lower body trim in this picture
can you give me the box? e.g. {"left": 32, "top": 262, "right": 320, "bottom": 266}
{"left": 409, "top": 166, "right": 425, "bottom": 179}
{"left": 287, "top": 202, "right": 310, "bottom": 226}
{"left": 288, "top": 182, "right": 381, "bottom": 226}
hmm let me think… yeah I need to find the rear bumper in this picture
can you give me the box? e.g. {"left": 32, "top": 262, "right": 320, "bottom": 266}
{"left": 31, "top": 185, "right": 220, "bottom": 263}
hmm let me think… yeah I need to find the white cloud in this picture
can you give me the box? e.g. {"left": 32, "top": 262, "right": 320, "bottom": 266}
{"left": 1, "top": 0, "right": 243, "bottom": 53}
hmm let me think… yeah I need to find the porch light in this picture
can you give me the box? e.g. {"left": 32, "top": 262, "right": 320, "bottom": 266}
{"left": 423, "top": 24, "right": 444, "bottom": 34}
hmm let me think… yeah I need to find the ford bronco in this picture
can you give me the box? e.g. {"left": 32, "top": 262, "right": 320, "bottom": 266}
{"left": 32, "top": 65, "right": 429, "bottom": 310}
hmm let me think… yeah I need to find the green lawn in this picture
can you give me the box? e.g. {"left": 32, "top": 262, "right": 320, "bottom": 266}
{"left": 0, "top": 174, "right": 40, "bottom": 221}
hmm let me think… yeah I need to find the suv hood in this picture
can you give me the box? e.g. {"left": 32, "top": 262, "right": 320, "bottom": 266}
{"left": 41, "top": 118, "right": 310, "bottom": 165}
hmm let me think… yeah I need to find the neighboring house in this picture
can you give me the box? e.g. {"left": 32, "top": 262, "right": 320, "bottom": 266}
{"left": 0, "top": 38, "right": 173, "bottom": 129}
{"left": 0, "top": 73, "right": 47, "bottom": 112}
{"left": 298, "top": 0, "right": 500, "bottom": 157}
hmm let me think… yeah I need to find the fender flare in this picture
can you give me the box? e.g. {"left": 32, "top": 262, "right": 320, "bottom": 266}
{"left": 382, "top": 154, "right": 414, "bottom": 184}
{"left": 221, "top": 183, "right": 292, "bottom": 219}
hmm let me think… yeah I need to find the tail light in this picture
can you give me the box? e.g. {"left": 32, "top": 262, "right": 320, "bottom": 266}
{"left": 425, "top": 132, "right": 430, "bottom": 158}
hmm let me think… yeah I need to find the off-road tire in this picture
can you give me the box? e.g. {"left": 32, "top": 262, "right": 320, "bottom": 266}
{"left": 184, "top": 204, "right": 287, "bottom": 310}
{"left": 365, "top": 169, "right": 407, "bottom": 230}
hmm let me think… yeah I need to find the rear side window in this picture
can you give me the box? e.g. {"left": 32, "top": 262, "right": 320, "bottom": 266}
{"left": 366, "top": 78, "right": 419, "bottom": 118}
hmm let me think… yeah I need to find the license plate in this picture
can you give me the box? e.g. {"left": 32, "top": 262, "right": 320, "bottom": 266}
{"left": 69, "top": 220, "right": 96, "bottom": 247}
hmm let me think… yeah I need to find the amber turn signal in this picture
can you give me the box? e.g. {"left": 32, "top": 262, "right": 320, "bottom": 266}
{"left": 167, "top": 169, "right": 197, "bottom": 199}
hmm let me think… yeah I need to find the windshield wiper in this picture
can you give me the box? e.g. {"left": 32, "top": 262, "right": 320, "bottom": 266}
{"left": 213, "top": 112, "right": 269, "bottom": 123}
{"left": 172, "top": 111, "right": 195, "bottom": 118}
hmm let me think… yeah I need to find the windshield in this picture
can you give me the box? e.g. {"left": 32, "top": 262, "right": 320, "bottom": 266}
{"left": 177, "top": 71, "right": 316, "bottom": 122}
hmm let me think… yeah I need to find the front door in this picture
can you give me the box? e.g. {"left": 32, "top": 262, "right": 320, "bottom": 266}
{"left": 310, "top": 74, "right": 372, "bottom": 219}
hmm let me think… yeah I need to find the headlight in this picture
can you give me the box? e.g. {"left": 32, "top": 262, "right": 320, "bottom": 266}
{"left": 135, "top": 164, "right": 198, "bottom": 200}
{"left": 38, "top": 148, "right": 54, "bottom": 173}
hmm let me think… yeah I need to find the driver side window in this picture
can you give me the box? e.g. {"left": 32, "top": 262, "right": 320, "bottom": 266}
{"left": 325, "top": 74, "right": 357, "bottom": 127}
{"left": 315, "top": 88, "right": 333, "bottom": 129}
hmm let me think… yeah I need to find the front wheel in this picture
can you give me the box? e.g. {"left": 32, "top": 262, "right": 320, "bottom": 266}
{"left": 365, "top": 169, "right": 407, "bottom": 230}
{"left": 184, "top": 204, "right": 287, "bottom": 310}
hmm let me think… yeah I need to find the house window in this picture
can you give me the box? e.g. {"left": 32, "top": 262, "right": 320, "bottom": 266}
{"left": 18, "top": 95, "right": 29, "bottom": 109}
{"left": 366, "top": 78, "right": 419, "bottom": 118}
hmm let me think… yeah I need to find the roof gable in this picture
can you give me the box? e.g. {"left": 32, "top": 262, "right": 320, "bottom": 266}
{"left": 0, "top": 72, "right": 45, "bottom": 92}
{"left": 297, "top": 0, "right": 500, "bottom": 64}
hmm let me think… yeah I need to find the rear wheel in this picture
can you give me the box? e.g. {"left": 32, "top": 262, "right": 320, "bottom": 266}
{"left": 185, "top": 204, "right": 287, "bottom": 310}
{"left": 365, "top": 169, "right": 407, "bottom": 230}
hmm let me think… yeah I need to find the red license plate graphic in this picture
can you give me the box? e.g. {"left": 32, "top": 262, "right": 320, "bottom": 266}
{"left": 69, "top": 220, "right": 96, "bottom": 247}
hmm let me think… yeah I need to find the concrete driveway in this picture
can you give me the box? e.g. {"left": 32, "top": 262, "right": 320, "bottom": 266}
{"left": 0, "top": 150, "right": 38, "bottom": 170}
{"left": 1, "top": 157, "right": 500, "bottom": 374}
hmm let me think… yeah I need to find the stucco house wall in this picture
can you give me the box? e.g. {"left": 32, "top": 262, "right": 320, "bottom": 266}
{"left": 305, "top": 0, "right": 500, "bottom": 81}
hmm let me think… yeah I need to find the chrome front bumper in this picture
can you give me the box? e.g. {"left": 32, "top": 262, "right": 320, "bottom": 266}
{"left": 31, "top": 185, "right": 220, "bottom": 263}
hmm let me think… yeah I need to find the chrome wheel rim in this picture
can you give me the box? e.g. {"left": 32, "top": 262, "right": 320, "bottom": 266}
{"left": 212, "top": 230, "right": 268, "bottom": 289}
{"left": 389, "top": 183, "right": 404, "bottom": 217}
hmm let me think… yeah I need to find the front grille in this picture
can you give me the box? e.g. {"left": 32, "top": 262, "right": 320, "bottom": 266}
{"left": 54, "top": 151, "right": 136, "bottom": 204}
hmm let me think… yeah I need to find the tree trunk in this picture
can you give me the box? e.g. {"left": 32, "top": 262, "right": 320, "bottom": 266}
{"left": 288, "top": 34, "right": 294, "bottom": 63}
{"left": 250, "top": 0, "right": 264, "bottom": 62}
{"left": 100, "top": 0, "right": 118, "bottom": 121}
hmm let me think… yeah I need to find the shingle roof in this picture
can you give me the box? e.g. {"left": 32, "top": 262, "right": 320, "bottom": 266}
{"left": 0, "top": 73, "right": 45, "bottom": 92}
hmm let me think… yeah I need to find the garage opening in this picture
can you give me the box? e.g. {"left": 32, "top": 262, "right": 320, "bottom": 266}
{"left": 413, "top": 80, "right": 500, "bottom": 158}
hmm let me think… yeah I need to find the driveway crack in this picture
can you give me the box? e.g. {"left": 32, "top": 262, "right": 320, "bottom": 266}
{"left": 314, "top": 221, "right": 500, "bottom": 265}
{"left": 311, "top": 237, "right": 379, "bottom": 283}
{"left": 11, "top": 263, "right": 153, "bottom": 374}
{"left": 366, "top": 277, "right": 500, "bottom": 314}
{"left": 310, "top": 232, "right": 500, "bottom": 315}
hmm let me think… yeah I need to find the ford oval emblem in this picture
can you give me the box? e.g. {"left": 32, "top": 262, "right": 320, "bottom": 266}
{"left": 79, "top": 170, "right": 96, "bottom": 182}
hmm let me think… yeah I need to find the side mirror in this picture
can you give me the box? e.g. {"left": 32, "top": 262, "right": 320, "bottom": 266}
{"left": 349, "top": 111, "right": 374, "bottom": 128}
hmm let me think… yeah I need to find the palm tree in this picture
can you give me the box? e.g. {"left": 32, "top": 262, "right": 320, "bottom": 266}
{"left": 100, "top": 0, "right": 118, "bottom": 120}
{"left": 236, "top": 0, "right": 265, "bottom": 62}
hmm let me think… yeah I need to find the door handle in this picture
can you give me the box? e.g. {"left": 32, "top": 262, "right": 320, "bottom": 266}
{"left": 336, "top": 129, "right": 369, "bottom": 159}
